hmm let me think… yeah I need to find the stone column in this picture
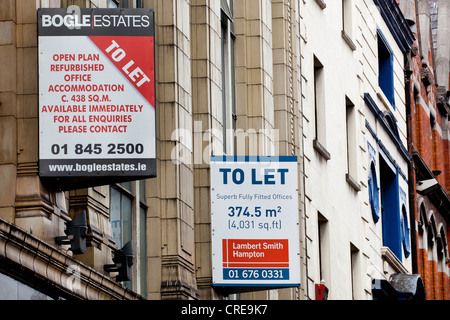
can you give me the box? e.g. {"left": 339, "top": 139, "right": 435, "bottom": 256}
{"left": 435, "top": 0, "right": 449, "bottom": 93}
{"left": 272, "top": 0, "right": 300, "bottom": 158}
{"left": 0, "top": 0, "right": 18, "bottom": 224}
{"left": 143, "top": 0, "right": 198, "bottom": 300}
{"left": 190, "top": 0, "right": 223, "bottom": 300}
{"left": 235, "top": 0, "right": 276, "bottom": 156}
{"left": 0, "top": 0, "right": 69, "bottom": 248}
{"left": 272, "top": 0, "right": 301, "bottom": 300}
{"left": 417, "top": 0, "right": 432, "bottom": 61}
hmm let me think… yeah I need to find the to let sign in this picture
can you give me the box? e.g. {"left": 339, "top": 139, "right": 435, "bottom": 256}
{"left": 210, "top": 156, "right": 301, "bottom": 288}
{"left": 38, "top": 8, "right": 156, "bottom": 189}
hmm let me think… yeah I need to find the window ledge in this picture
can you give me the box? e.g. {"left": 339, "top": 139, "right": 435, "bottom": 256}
{"left": 313, "top": 139, "right": 331, "bottom": 161}
{"left": 346, "top": 173, "right": 361, "bottom": 192}
{"left": 381, "top": 247, "right": 408, "bottom": 274}
{"left": 376, "top": 87, "right": 395, "bottom": 111}
{"left": 314, "top": 0, "right": 326, "bottom": 9}
{"left": 341, "top": 30, "right": 356, "bottom": 51}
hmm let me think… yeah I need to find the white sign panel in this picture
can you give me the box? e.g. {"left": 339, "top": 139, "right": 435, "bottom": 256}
{"left": 211, "top": 156, "right": 301, "bottom": 287}
{"left": 38, "top": 8, "right": 156, "bottom": 188}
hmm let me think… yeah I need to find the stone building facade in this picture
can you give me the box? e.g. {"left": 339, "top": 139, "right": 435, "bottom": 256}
{"left": 0, "top": 0, "right": 444, "bottom": 300}
{"left": 300, "top": 0, "right": 419, "bottom": 300}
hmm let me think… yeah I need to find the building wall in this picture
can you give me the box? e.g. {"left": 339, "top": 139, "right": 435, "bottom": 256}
{"left": 363, "top": 0, "right": 413, "bottom": 270}
{"left": 400, "top": 0, "right": 450, "bottom": 300}
{"left": 0, "top": 0, "right": 437, "bottom": 300}
{"left": 0, "top": 0, "right": 147, "bottom": 300}
{"left": 417, "top": 197, "right": 449, "bottom": 299}
{"left": 0, "top": 0, "right": 303, "bottom": 300}
{"left": 190, "top": 0, "right": 303, "bottom": 300}
{"left": 299, "top": 0, "right": 415, "bottom": 300}
{"left": 300, "top": 0, "right": 366, "bottom": 299}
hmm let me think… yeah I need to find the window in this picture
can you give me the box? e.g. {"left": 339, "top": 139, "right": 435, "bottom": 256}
{"left": 350, "top": 243, "right": 360, "bottom": 299}
{"left": 108, "top": 0, "right": 119, "bottom": 8}
{"left": 442, "top": 116, "right": 450, "bottom": 162}
{"left": 400, "top": 205, "right": 411, "bottom": 258}
{"left": 0, "top": 272, "right": 54, "bottom": 300}
{"left": 383, "top": 111, "right": 400, "bottom": 139}
{"left": 342, "top": 0, "right": 352, "bottom": 35}
{"left": 345, "top": 96, "right": 359, "bottom": 190}
{"left": 313, "top": 56, "right": 330, "bottom": 160}
{"left": 110, "top": 183, "right": 132, "bottom": 250}
{"left": 342, "top": 0, "right": 356, "bottom": 50}
{"left": 379, "top": 156, "right": 402, "bottom": 261}
{"left": 110, "top": 180, "right": 147, "bottom": 296}
{"left": 113, "top": 0, "right": 143, "bottom": 8}
{"left": 318, "top": 213, "right": 330, "bottom": 283}
{"left": 368, "top": 161, "right": 380, "bottom": 222}
{"left": 377, "top": 30, "right": 395, "bottom": 109}
{"left": 221, "top": 0, "right": 237, "bottom": 155}
{"left": 367, "top": 142, "right": 380, "bottom": 222}
{"left": 430, "top": 114, "right": 438, "bottom": 171}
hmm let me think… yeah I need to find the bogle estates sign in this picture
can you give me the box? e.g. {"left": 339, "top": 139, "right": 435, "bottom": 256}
{"left": 210, "top": 156, "right": 301, "bottom": 288}
{"left": 38, "top": 8, "right": 156, "bottom": 189}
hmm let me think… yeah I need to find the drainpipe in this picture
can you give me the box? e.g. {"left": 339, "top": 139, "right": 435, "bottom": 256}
{"left": 297, "top": 0, "right": 308, "bottom": 299}
{"left": 404, "top": 51, "right": 419, "bottom": 275}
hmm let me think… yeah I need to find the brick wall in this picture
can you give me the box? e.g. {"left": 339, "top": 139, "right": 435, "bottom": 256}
{"left": 419, "top": 248, "right": 450, "bottom": 300}
{"left": 445, "top": 140, "right": 450, "bottom": 193}
{"left": 414, "top": 103, "right": 433, "bottom": 167}
{"left": 409, "top": 36, "right": 449, "bottom": 300}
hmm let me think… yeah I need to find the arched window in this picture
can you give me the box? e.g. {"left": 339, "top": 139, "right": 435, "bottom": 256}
{"left": 383, "top": 111, "right": 400, "bottom": 139}
{"left": 368, "top": 161, "right": 380, "bottom": 222}
{"left": 437, "top": 224, "right": 449, "bottom": 263}
{"left": 401, "top": 205, "right": 411, "bottom": 258}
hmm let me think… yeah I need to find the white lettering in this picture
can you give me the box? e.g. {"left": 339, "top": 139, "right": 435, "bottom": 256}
{"left": 52, "top": 15, "right": 64, "bottom": 27}
{"left": 105, "top": 40, "right": 151, "bottom": 87}
{"left": 181, "top": 304, "right": 215, "bottom": 318}
{"left": 41, "top": 14, "right": 91, "bottom": 28}
{"left": 42, "top": 15, "right": 52, "bottom": 27}
{"left": 105, "top": 40, "right": 120, "bottom": 53}
{"left": 41, "top": 13, "right": 152, "bottom": 29}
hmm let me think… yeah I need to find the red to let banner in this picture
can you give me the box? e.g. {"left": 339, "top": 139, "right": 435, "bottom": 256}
{"left": 89, "top": 36, "right": 155, "bottom": 108}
